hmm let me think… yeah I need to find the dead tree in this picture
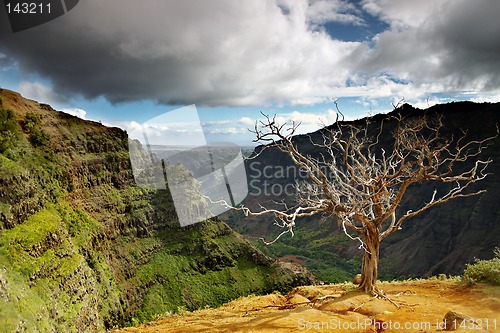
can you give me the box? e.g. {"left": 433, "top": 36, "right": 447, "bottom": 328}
{"left": 214, "top": 106, "right": 497, "bottom": 296}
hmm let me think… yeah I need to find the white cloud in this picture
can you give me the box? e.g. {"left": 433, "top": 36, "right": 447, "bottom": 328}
{"left": 60, "top": 108, "right": 87, "bottom": 119}
{"left": 468, "top": 93, "right": 500, "bottom": 104}
{"left": 208, "top": 127, "right": 247, "bottom": 135}
{"left": 256, "top": 108, "right": 351, "bottom": 135}
{"left": 276, "top": 109, "right": 344, "bottom": 134}
{"left": 305, "top": 0, "right": 364, "bottom": 26}
{"left": 409, "top": 97, "right": 452, "bottom": 110}
{"left": 18, "top": 81, "right": 68, "bottom": 105}
{"left": 361, "top": 0, "right": 445, "bottom": 28}
{"left": 276, "top": 110, "right": 330, "bottom": 125}
{"left": 111, "top": 120, "right": 204, "bottom": 145}
{"left": 238, "top": 117, "right": 255, "bottom": 126}
{"left": 201, "top": 120, "right": 232, "bottom": 127}
{"left": 205, "top": 109, "right": 346, "bottom": 139}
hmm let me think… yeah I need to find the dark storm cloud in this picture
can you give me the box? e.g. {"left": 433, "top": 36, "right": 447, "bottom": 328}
{"left": 0, "top": 0, "right": 357, "bottom": 106}
{"left": 0, "top": 52, "right": 13, "bottom": 68}
{"left": 430, "top": 0, "right": 500, "bottom": 90}
{"left": 0, "top": 1, "right": 226, "bottom": 103}
{"left": 356, "top": 0, "right": 500, "bottom": 92}
{"left": 0, "top": 0, "right": 499, "bottom": 107}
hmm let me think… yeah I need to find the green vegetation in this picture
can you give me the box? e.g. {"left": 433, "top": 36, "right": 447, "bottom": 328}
{"left": 126, "top": 220, "right": 300, "bottom": 324}
{"left": 0, "top": 153, "right": 25, "bottom": 178}
{"left": 0, "top": 109, "right": 72, "bottom": 228}
{"left": 0, "top": 204, "right": 115, "bottom": 332}
{"left": 23, "top": 112, "right": 50, "bottom": 147}
{"left": 1, "top": 193, "right": 295, "bottom": 331}
{"left": 0, "top": 108, "right": 31, "bottom": 163}
{"left": 253, "top": 220, "right": 361, "bottom": 283}
{"left": 0, "top": 108, "right": 22, "bottom": 156}
{"left": 463, "top": 248, "right": 500, "bottom": 286}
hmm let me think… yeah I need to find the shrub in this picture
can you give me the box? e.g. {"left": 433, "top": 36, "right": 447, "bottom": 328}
{"left": 23, "top": 112, "right": 50, "bottom": 147}
{"left": 0, "top": 108, "right": 22, "bottom": 154}
{"left": 462, "top": 248, "right": 500, "bottom": 286}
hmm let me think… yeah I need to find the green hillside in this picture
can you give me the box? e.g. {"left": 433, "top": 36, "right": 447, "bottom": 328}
{"left": 0, "top": 88, "right": 310, "bottom": 332}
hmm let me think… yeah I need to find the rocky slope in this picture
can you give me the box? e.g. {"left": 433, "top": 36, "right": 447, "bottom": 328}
{"left": 0, "top": 88, "right": 310, "bottom": 332}
{"left": 224, "top": 102, "right": 500, "bottom": 281}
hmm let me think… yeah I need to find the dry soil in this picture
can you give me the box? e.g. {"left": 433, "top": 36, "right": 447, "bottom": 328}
{"left": 112, "top": 280, "right": 499, "bottom": 333}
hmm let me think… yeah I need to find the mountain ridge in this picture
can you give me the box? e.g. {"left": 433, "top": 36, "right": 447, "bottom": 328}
{"left": 224, "top": 100, "right": 500, "bottom": 281}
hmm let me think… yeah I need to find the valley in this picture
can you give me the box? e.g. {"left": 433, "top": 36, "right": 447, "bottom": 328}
{"left": 0, "top": 88, "right": 498, "bottom": 332}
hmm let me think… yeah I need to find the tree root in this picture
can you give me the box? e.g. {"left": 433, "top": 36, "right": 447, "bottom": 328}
{"left": 373, "top": 289, "right": 401, "bottom": 309}
{"left": 371, "top": 288, "right": 417, "bottom": 311}
{"left": 262, "top": 286, "right": 419, "bottom": 313}
{"left": 310, "top": 294, "right": 341, "bottom": 306}
{"left": 394, "top": 289, "right": 416, "bottom": 297}
{"left": 353, "top": 301, "right": 368, "bottom": 312}
{"left": 261, "top": 294, "right": 342, "bottom": 310}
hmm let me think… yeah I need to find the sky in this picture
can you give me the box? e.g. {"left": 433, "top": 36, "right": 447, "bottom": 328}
{"left": 1, "top": 0, "right": 500, "bottom": 146}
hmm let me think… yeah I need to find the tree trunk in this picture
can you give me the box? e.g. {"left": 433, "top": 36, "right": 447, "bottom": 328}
{"left": 358, "top": 228, "right": 380, "bottom": 295}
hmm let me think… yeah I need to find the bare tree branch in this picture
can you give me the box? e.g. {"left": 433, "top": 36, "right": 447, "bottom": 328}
{"left": 221, "top": 107, "right": 498, "bottom": 294}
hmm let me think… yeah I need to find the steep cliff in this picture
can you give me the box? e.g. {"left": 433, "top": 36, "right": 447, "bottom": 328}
{"left": 224, "top": 102, "right": 500, "bottom": 281}
{"left": 0, "top": 88, "right": 310, "bottom": 332}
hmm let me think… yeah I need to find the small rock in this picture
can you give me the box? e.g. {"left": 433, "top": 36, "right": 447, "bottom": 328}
{"left": 286, "top": 293, "right": 309, "bottom": 304}
{"left": 352, "top": 274, "right": 362, "bottom": 284}
{"left": 442, "top": 310, "right": 476, "bottom": 331}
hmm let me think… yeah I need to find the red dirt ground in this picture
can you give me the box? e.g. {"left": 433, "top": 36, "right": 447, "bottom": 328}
{"left": 112, "top": 280, "right": 499, "bottom": 333}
